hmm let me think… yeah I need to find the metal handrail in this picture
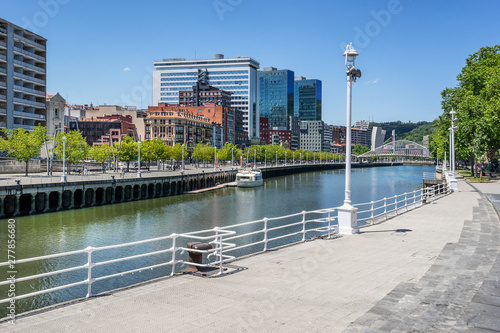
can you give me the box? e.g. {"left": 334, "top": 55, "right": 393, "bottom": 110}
{"left": 0, "top": 182, "right": 451, "bottom": 307}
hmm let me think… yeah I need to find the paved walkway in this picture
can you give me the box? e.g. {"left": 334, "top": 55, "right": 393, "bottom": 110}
{"left": 2, "top": 178, "right": 499, "bottom": 332}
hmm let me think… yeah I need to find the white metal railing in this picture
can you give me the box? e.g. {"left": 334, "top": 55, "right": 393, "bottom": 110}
{"left": 0, "top": 182, "right": 451, "bottom": 307}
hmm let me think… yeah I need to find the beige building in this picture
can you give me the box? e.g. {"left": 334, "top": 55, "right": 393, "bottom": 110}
{"left": 84, "top": 105, "right": 147, "bottom": 140}
{"left": 46, "top": 92, "right": 65, "bottom": 135}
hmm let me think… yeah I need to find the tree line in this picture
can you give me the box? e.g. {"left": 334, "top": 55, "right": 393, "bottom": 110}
{"left": 429, "top": 45, "right": 500, "bottom": 176}
{"left": 0, "top": 127, "right": 345, "bottom": 176}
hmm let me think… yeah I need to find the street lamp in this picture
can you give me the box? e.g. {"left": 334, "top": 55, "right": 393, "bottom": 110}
{"left": 265, "top": 149, "right": 267, "bottom": 168}
{"left": 275, "top": 151, "right": 278, "bottom": 167}
{"left": 61, "top": 135, "right": 67, "bottom": 182}
{"left": 448, "top": 109, "right": 458, "bottom": 191}
{"left": 181, "top": 143, "right": 185, "bottom": 174}
{"left": 137, "top": 138, "right": 142, "bottom": 178}
{"left": 231, "top": 147, "right": 234, "bottom": 168}
{"left": 339, "top": 43, "right": 361, "bottom": 235}
{"left": 214, "top": 147, "right": 217, "bottom": 172}
{"left": 254, "top": 149, "right": 256, "bottom": 168}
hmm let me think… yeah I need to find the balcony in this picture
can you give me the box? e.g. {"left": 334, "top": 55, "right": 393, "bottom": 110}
{"left": 0, "top": 94, "right": 6, "bottom": 102}
{"left": 13, "top": 32, "right": 46, "bottom": 51}
{"left": 0, "top": 81, "right": 5, "bottom": 88}
{"left": 13, "top": 84, "right": 45, "bottom": 97}
{"left": 13, "top": 97, "right": 45, "bottom": 108}
{"left": 0, "top": 108, "right": 6, "bottom": 115}
{"left": 14, "top": 110, "right": 46, "bottom": 120}
{"left": 13, "top": 47, "right": 45, "bottom": 62}
{"left": 13, "top": 71, "right": 45, "bottom": 85}
{"left": 13, "top": 59, "right": 46, "bottom": 74}
{"left": 0, "top": 26, "right": 6, "bottom": 35}
{"left": 0, "top": 54, "right": 5, "bottom": 62}
{"left": 0, "top": 41, "right": 5, "bottom": 49}
{"left": 13, "top": 123, "right": 38, "bottom": 131}
{"left": 0, "top": 67, "right": 7, "bottom": 74}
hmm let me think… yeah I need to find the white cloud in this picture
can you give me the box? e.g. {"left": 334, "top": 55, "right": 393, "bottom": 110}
{"left": 123, "top": 67, "right": 131, "bottom": 71}
{"left": 365, "top": 78, "right": 379, "bottom": 85}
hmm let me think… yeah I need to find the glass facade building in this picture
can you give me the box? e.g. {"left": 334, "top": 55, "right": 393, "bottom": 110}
{"left": 258, "top": 68, "right": 294, "bottom": 130}
{"left": 152, "top": 54, "right": 259, "bottom": 139}
{"left": 294, "top": 78, "right": 322, "bottom": 121}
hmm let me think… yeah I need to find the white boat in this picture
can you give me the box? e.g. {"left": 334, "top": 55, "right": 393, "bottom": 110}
{"left": 236, "top": 169, "right": 263, "bottom": 188}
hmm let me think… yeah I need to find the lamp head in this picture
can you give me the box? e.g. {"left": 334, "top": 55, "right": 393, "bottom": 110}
{"left": 343, "top": 43, "right": 359, "bottom": 69}
{"left": 62, "top": 136, "right": 66, "bottom": 142}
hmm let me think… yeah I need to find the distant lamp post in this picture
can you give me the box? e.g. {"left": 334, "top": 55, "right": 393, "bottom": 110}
{"left": 181, "top": 143, "right": 185, "bottom": 175}
{"left": 275, "top": 151, "right": 278, "bottom": 167}
{"left": 137, "top": 139, "right": 142, "bottom": 178}
{"left": 254, "top": 149, "right": 256, "bottom": 168}
{"left": 214, "top": 147, "right": 217, "bottom": 172}
{"left": 339, "top": 43, "right": 361, "bottom": 235}
{"left": 448, "top": 109, "right": 458, "bottom": 191}
{"left": 61, "top": 135, "right": 67, "bottom": 182}
{"left": 265, "top": 149, "right": 267, "bottom": 168}
{"left": 231, "top": 147, "right": 234, "bottom": 168}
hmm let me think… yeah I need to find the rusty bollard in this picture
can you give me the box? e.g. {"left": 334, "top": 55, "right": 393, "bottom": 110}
{"left": 185, "top": 242, "right": 213, "bottom": 273}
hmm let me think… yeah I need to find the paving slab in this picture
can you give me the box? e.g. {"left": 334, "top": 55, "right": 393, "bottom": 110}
{"left": 2, "top": 178, "right": 498, "bottom": 332}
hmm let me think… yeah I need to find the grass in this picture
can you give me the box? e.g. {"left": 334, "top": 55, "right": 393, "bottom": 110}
{"left": 457, "top": 169, "right": 490, "bottom": 182}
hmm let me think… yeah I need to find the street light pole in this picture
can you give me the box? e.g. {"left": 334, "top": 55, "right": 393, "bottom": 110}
{"left": 137, "top": 138, "right": 142, "bottom": 178}
{"left": 61, "top": 135, "right": 67, "bottom": 182}
{"left": 448, "top": 109, "right": 458, "bottom": 191}
{"left": 181, "top": 143, "right": 185, "bottom": 175}
{"left": 339, "top": 43, "right": 361, "bottom": 235}
{"left": 231, "top": 147, "right": 234, "bottom": 168}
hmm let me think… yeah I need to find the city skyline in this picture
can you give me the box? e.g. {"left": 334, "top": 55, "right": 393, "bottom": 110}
{"left": 2, "top": 0, "right": 500, "bottom": 126}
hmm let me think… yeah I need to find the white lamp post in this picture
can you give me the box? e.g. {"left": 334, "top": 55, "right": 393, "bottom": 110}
{"left": 231, "top": 147, "right": 234, "bottom": 167}
{"left": 448, "top": 109, "right": 458, "bottom": 191}
{"left": 338, "top": 43, "right": 361, "bottom": 235}
{"left": 137, "top": 139, "right": 142, "bottom": 178}
{"left": 181, "top": 143, "right": 185, "bottom": 175}
{"left": 61, "top": 135, "right": 67, "bottom": 182}
{"left": 275, "top": 151, "right": 278, "bottom": 167}
{"left": 214, "top": 147, "right": 217, "bottom": 172}
{"left": 254, "top": 149, "right": 256, "bottom": 168}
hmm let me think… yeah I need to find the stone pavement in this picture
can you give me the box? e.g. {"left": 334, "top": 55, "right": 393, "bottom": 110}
{"left": 1, "top": 178, "right": 499, "bottom": 332}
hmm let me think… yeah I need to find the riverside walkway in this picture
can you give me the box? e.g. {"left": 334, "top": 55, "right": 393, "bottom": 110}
{"left": 2, "top": 177, "right": 500, "bottom": 332}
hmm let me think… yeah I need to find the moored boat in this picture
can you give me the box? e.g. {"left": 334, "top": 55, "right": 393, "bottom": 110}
{"left": 236, "top": 169, "right": 263, "bottom": 188}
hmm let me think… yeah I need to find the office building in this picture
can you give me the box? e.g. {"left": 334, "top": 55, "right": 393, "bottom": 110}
{"left": 258, "top": 67, "right": 294, "bottom": 130}
{"left": 289, "top": 116, "right": 300, "bottom": 150}
{"left": 299, "top": 120, "right": 324, "bottom": 152}
{"left": 85, "top": 105, "right": 148, "bottom": 141}
{"left": 323, "top": 123, "right": 332, "bottom": 152}
{"left": 152, "top": 54, "right": 259, "bottom": 139}
{"left": 294, "top": 77, "right": 321, "bottom": 121}
{"left": 0, "top": 18, "right": 47, "bottom": 130}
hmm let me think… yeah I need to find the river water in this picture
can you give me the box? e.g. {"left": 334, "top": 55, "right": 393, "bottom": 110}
{"left": 0, "top": 165, "right": 434, "bottom": 317}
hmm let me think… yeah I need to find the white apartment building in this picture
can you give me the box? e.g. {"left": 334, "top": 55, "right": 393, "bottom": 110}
{"left": 152, "top": 54, "right": 259, "bottom": 139}
{"left": 299, "top": 120, "right": 324, "bottom": 152}
{"left": 0, "top": 18, "right": 46, "bottom": 130}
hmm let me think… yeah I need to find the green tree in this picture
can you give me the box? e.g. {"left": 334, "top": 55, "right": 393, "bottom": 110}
{"left": 54, "top": 130, "right": 89, "bottom": 174}
{"left": 89, "top": 144, "right": 115, "bottom": 172}
{"left": 141, "top": 138, "right": 166, "bottom": 170}
{"left": 431, "top": 45, "right": 500, "bottom": 176}
{"left": 352, "top": 144, "right": 370, "bottom": 156}
{"left": 0, "top": 126, "right": 47, "bottom": 176}
{"left": 115, "top": 136, "right": 137, "bottom": 172}
{"left": 171, "top": 143, "right": 183, "bottom": 165}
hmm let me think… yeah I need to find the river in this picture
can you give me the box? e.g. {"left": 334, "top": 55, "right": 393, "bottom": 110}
{"left": 0, "top": 165, "right": 434, "bottom": 317}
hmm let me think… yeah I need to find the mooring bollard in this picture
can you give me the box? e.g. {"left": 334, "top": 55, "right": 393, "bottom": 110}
{"left": 185, "top": 242, "right": 212, "bottom": 272}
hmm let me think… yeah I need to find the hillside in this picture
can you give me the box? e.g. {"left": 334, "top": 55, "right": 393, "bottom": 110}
{"left": 369, "top": 121, "right": 435, "bottom": 145}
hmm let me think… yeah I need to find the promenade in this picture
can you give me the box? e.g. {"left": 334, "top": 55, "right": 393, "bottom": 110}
{"left": 2, "top": 177, "right": 499, "bottom": 332}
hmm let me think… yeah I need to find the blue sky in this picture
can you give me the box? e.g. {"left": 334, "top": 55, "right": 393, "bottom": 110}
{"left": 2, "top": 0, "right": 500, "bottom": 125}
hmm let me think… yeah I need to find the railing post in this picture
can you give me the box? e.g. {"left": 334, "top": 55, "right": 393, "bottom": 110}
{"left": 370, "top": 201, "right": 374, "bottom": 224}
{"left": 86, "top": 246, "right": 95, "bottom": 298}
{"left": 214, "top": 227, "right": 224, "bottom": 275}
{"left": 404, "top": 192, "right": 408, "bottom": 211}
{"left": 263, "top": 218, "right": 269, "bottom": 251}
{"left": 384, "top": 198, "right": 387, "bottom": 220}
{"left": 170, "top": 233, "right": 177, "bottom": 276}
{"left": 301, "top": 211, "right": 307, "bottom": 242}
{"left": 327, "top": 211, "right": 332, "bottom": 238}
{"left": 395, "top": 194, "right": 398, "bottom": 215}
{"left": 413, "top": 190, "right": 417, "bottom": 207}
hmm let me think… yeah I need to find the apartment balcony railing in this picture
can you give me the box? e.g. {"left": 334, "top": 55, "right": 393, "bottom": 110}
{"left": 0, "top": 94, "right": 6, "bottom": 102}
{"left": 14, "top": 110, "right": 46, "bottom": 120}
{"left": 0, "top": 41, "right": 6, "bottom": 49}
{"left": 0, "top": 54, "right": 6, "bottom": 62}
{"left": 0, "top": 26, "right": 6, "bottom": 35}
{"left": 13, "top": 97, "right": 45, "bottom": 108}
{"left": 0, "top": 108, "right": 6, "bottom": 115}
{"left": 13, "top": 84, "right": 45, "bottom": 97}
{"left": 13, "top": 71, "right": 45, "bottom": 85}
{"left": 0, "top": 81, "right": 6, "bottom": 88}
{"left": 13, "top": 123, "right": 38, "bottom": 130}
{"left": 13, "top": 59, "right": 46, "bottom": 74}
{"left": 0, "top": 67, "right": 6, "bottom": 74}
{"left": 13, "top": 46, "right": 46, "bottom": 62}
{"left": 13, "top": 32, "right": 46, "bottom": 51}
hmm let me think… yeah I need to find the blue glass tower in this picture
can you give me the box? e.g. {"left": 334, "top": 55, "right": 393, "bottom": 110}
{"left": 294, "top": 78, "right": 322, "bottom": 121}
{"left": 258, "top": 68, "right": 294, "bottom": 129}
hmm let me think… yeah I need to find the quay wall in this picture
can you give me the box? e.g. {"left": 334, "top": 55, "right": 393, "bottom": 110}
{"left": 0, "top": 162, "right": 401, "bottom": 218}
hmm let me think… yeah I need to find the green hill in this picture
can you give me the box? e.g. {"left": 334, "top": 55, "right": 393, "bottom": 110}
{"left": 369, "top": 121, "right": 435, "bottom": 145}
